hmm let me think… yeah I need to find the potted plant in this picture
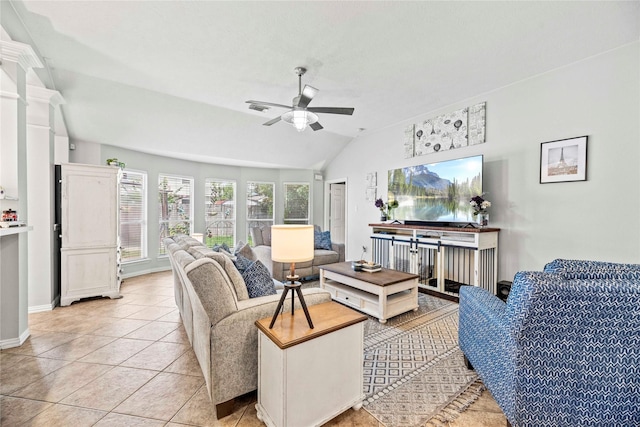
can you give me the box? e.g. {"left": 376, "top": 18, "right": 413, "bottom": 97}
{"left": 106, "top": 158, "right": 125, "bottom": 169}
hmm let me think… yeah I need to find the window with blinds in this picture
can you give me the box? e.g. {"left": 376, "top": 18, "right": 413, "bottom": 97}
{"left": 205, "top": 179, "right": 236, "bottom": 248}
{"left": 246, "top": 181, "right": 274, "bottom": 245}
{"left": 119, "top": 170, "right": 147, "bottom": 262}
{"left": 283, "top": 182, "right": 310, "bottom": 224}
{"left": 158, "top": 174, "right": 194, "bottom": 255}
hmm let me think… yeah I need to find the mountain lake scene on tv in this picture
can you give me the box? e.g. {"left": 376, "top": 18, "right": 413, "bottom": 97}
{"left": 388, "top": 156, "right": 483, "bottom": 223}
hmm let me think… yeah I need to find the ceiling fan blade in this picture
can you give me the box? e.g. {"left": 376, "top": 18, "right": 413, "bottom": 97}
{"left": 263, "top": 116, "right": 282, "bottom": 126}
{"left": 296, "top": 85, "right": 319, "bottom": 108}
{"left": 310, "top": 122, "right": 324, "bottom": 131}
{"left": 307, "top": 107, "right": 355, "bottom": 115}
{"left": 246, "top": 100, "right": 291, "bottom": 109}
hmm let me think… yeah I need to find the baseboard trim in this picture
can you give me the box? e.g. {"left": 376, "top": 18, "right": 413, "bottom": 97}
{"left": 121, "top": 266, "right": 171, "bottom": 280}
{"left": 0, "top": 328, "right": 30, "bottom": 349}
{"left": 29, "top": 303, "right": 55, "bottom": 313}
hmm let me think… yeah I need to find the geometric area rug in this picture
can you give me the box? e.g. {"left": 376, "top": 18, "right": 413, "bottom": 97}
{"left": 361, "top": 293, "right": 485, "bottom": 427}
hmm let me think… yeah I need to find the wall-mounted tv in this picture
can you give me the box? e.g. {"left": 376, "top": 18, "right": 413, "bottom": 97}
{"left": 388, "top": 155, "right": 483, "bottom": 224}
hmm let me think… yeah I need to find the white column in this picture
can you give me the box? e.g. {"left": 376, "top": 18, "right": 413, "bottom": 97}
{"left": 0, "top": 35, "right": 43, "bottom": 348}
{"left": 27, "top": 85, "right": 65, "bottom": 311}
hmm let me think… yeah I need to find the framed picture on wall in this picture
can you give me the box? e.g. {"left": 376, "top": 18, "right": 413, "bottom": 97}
{"left": 540, "top": 136, "right": 588, "bottom": 184}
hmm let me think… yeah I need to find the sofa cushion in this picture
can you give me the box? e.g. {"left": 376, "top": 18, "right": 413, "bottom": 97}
{"left": 173, "top": 249, "right": 196, "bottom": 269}
{"left": 242, "top": 260, "right": 277, "bottom": 298}
{"left": 185, "top": 258, "right": 238, "bottom": 325}
{"left": 173, "top": 235, "right": 205, "bottom": 250}
{"left": 313, "top": 249, "right": 340, "bottom": 266}
{"left": 314, "top": 230, "right": 332, "bottom": 250}
{"left": 187, "top": 247, "right": 250, "bottom": 301}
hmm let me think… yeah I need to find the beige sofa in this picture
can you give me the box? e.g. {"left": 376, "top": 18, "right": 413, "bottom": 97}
{"left": 250, "top": 225, "right": 345, "bottom": 282}
{"left": 164, "top": 235, "right": 331, "bottom": 418}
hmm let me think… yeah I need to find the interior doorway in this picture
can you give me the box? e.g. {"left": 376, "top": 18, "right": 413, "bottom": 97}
{"left": 325, "top": 180, "right": 347, "bottom": 246}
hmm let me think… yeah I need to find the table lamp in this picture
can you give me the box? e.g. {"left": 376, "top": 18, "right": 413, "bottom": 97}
{"left": 268, "top": 224, "right": 315, "bottom": 329}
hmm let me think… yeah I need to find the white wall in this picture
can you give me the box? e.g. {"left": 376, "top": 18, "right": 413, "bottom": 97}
{"left": 325, "top": 42, "right": 640, "bottom": 281}
{"left": 69, "top": 139, "right": 101, "bottom": 165}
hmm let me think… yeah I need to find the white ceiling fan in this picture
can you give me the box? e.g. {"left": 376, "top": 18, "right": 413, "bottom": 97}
{"left": 246, "top": 67, "right": 355, "bottom": 132}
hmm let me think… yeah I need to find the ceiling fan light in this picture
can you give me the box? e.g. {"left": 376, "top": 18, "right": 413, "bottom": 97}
{"left": 282, "top": 109, "right": 318, "bottom": 132}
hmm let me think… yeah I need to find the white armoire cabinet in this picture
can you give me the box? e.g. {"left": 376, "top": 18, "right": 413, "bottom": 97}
{"left": 60, "top": 163, "right": 121, "bottom": 306}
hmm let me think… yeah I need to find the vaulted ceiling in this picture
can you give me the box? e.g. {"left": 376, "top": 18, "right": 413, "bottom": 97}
{"left": 3, "top": 1, "right": 639, "bottom": 169}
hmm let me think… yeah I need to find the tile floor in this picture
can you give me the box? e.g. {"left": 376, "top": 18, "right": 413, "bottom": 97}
{"left": 0, "top": 271, "right": 506, "bottom": 426}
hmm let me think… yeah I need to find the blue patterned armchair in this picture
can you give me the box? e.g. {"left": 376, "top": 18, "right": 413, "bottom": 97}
{"left": 459, "top": 259, "right": 640, "bottom": 427}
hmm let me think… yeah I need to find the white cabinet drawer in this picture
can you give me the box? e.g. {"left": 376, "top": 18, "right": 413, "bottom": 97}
{"left": 335, "top": 288, "right": 363, "bottom": 309}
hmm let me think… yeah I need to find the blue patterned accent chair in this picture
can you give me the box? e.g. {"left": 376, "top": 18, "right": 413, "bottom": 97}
{"left": 459, "top": 259, "right": 640, "bottom": 427}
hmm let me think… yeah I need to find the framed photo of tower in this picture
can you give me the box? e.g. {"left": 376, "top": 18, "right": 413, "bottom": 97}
{"left": 540, "top": 136, "right": 588, "bottom": 183}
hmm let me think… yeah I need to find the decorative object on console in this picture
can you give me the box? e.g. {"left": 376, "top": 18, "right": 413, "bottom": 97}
{"left": 470, "top": 194, "right": 491, "bottom": 227}
{"left": 374, "top": 198, "right": 398, "bottom": 221}
{"left": 540, "top": 135, "right": 588, "bottom": 183}
{"left": 350, "top": 260, "right": 381, "bottom": 273}
{"left": 407, "top": 102, "right": 486, "bottom": 158}
{"left": 269, "top": 225, "right": 315, "bottom": 329}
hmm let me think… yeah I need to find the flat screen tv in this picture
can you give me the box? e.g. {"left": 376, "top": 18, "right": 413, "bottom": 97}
{"left": 388, "top": 155, "right": 483, "bottom": 225}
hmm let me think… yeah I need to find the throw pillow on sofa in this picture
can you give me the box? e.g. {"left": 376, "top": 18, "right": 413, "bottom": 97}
{"left": 234, "top": 240, "right": 257, "bottom": 262}
{"left": 232, "top": 254, "right": 253, "bottom": 273}
{"left": 242, "top": 260, "right": 277, "bottom": 298}
{"left": 314, "top": 230, "right": 332, "bottom": 251}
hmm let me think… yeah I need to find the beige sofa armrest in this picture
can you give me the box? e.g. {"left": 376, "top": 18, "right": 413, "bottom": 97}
{"left": 331, "top": 242, "right": 346, "bottom": 262}
{"left": 209, "top": 288, "right": 331, "bottom": 403}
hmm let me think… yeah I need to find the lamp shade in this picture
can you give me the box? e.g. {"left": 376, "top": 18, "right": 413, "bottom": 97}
{"left": 271, "top": 225, "right": 315, "bottom": 263}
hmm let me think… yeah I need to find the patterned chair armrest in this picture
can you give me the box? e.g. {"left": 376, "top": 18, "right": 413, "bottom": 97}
{"left": 544, "top": 258, "right": 640, "bottom": 279}
{"left": 512, "top": 277, "right": 640, "bottom": 425}
{"left": 459, "top": 285, "right": 516, "bottom": 422}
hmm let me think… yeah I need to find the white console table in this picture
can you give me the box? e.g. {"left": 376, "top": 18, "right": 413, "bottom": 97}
{"left": 370, "top": 223, "right": 499, "bottom": 297}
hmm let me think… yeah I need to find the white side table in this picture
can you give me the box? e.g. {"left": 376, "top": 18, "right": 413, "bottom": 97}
{"left": 255, "top": 301, "right": 367, "bottom": 427}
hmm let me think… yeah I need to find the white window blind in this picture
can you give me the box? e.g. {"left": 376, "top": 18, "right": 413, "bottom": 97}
{"left": 158, "top": 174, "right": 194, "bottom": 255}
{"left": 283, "top": 182, "right": 309, "bottom": 224}
{"left": 205, "top": 179, "right": 236, "bottom": 248}
{"left": 119, "top": 170, "right": 147, "bottom": 262}
{"left": 246, "top": 181, "right": 274, "bottom": 245}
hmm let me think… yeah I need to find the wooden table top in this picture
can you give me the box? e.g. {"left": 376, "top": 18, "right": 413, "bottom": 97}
{"left": 320, "top": 262, "right": 419, "bottom": 286}
{"left": 255, "top": 301, "right": 367, "bottom": 349}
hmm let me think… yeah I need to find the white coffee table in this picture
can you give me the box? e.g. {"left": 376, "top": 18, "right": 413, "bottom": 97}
{"left": 320, "top": 262, "right": 419, "bottom": 323}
